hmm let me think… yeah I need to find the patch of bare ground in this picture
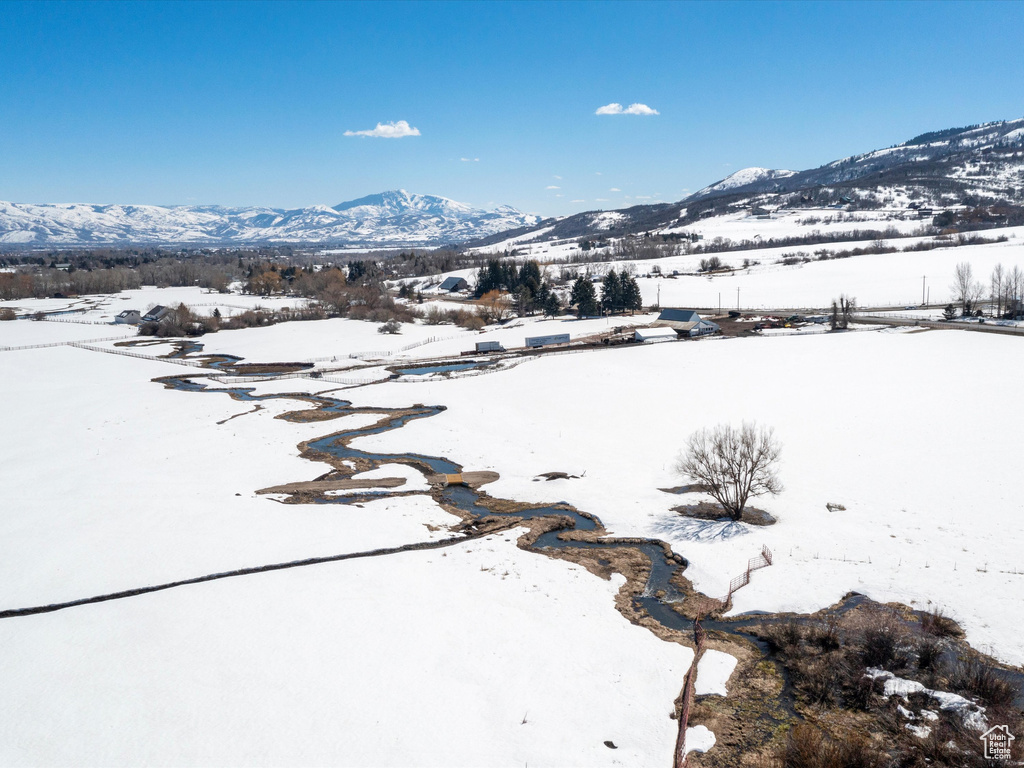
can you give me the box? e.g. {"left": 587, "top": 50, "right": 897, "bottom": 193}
{"left": 686, "top": 636, "right": 792, "bottom": 767}
{"left": 216, "top": 403, "right": 263, "bottom": 424}
{"left": 672, "top": 502, "right": 777, "bottom": 526}
{"left": 279, "top": 408, "right": 353, "bottom": 423}
{"left": 534, "top": 471, "right": 583, "bottom": 481}
{"left": 425, "top": 471, "right": 499, "bottom": 488}
{"left": 258, "top": 477, "right": 407, "bottom": 495}
{"left": 659, "top": 483, "right": 711, "bottom": 495}
{"left": 224, "top": 362, "right": 313, "bottom": 374}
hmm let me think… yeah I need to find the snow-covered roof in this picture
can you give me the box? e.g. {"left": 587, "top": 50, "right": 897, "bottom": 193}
{"left": 439, "top": 276, "right": 468, "bottom": 291}
{"left": 634, "top": 327, "right": 678, "bottom": 340}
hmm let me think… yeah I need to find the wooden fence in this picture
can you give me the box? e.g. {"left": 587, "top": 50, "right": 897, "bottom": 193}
{"left": 0, "top": 334, "right": 134, "bottom": 352}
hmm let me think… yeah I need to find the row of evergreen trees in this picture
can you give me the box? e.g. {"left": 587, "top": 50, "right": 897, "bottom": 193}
{"left": 473, "top": 259, "right": 642, "bottom": 319}
{"left": 474, "top": 259, "right": 543, "bottom": 298}
{"left": 475, "top": 258, "right": 562, "bottom": 317}
{"left": 569, "top": 269, "right": 643, "bottom": 318}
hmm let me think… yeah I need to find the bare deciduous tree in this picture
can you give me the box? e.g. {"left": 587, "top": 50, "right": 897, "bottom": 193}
{"left": 951, "top": 262, "right": 984, "bottom": 317}
{"left": 476, "top": 289, "right": 513, "bottom": 323}
{"left": 675, "top": 422, "right": 783, "bottom": 521}
{"left": 990, "top": 263, "right": 1006, "bottom": 319}
{"left": 830, "top": 294, "right": 856, "bottom": 331}
{"left": 1007, "top": 265, "right": 1024, "bottom": 318}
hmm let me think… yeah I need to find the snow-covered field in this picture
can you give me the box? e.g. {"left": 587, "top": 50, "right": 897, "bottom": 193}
{"left": 3, "top": 278, "right": 1023, "bottom": 765}
{"left": 0, "top": 321, "right": 691, "bottom": 766}
{"left": 350, "top": 327, "right": 1024, "bottom": 666}
{"left": 454, "top": 227, "right": 1024, "bottom": 311}
{"left": 0, "top": 286, "right": 310, "bottom": 324}
{"left": 191, "top": 310, "right": 658, "bottom": 365}
{"left": 631, "top": 236, "right": 1024, "bottom": 309}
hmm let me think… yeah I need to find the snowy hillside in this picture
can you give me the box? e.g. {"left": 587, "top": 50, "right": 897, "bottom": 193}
{"left": 692, "top": 167, "right": 797, "bottom": 198}
{"left": 467, "top": 117, "right": 1024, "bottom": 247}
{"left": 688, "top": 117, "right": 1024, "bottom": 205}
{"left": 0, "top": 190, "right": 540, "bottom": 247}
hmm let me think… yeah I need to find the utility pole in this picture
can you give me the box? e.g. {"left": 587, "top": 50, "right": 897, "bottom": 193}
{"left": 922, "top": 275, "right": 926, "bottom": 306}
{"left": 657, "top": 282, "right": 661, "bottom": 308}
{"left": 718, "top": 292, "right": 721, "bottom": 314}
{"left": 736, "top": 286, "right": 740, "bottom": 311}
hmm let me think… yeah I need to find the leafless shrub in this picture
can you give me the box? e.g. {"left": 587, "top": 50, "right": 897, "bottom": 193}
{"left": 771, "top": 723, "right": 883, "bottom": 768}
{"left": 793, "top": 655, "right": 846, "bottom": 706}
{"left": 947, "top": 657, "right": 1016, "bottom": 708}
{"left": 917, "top": 637, "right": 942, "bottom": 671}
{"left": 808, "top": 617, "right": 841, "bottom": 651}
{"left": 862, "top": 612, "right": 906, "bottom": 669}
{"left": 920, "top": 607, "right": 962, "bottom": 638}
{"left": 761, "top": 620, "right": 803, "bottom": 653}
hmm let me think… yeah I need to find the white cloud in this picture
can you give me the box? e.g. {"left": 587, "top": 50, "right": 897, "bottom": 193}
{"left": 595, "top": 102, "right": 659, "bottom": 116}
{"left": 555, "top": 194, "right": 564, "bottom": 198}
{"left": 571, "top": 199, "right": 585, "bottom": 203}
{"left": 596, "top": 198, "right": 609, "bottom": 202}
{"left": 553, "top": 175, "right": 563, "bottom": 180}
{"left": 609, "top": 187, "right": 621, "bottom": 192}
{"left": 344, "top": 120, "right": 421, "bottom": 138}
{"left": 546, "top": 185, "right": 560, "bottom": 190}
{"left": 460, "top": 157, "right": 480, "bottom": 162}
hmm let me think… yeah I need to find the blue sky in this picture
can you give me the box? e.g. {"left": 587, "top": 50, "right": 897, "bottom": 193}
{"left": 1, "top": 0, "right": 1023, "bottom": 217}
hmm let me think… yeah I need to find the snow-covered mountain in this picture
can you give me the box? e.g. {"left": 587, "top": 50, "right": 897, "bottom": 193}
{"left": 469, "top": 117, "right": 1024, "bottom": 247}
{"left": 692, "top": 167, "right": 797, "bottom": 198}
{"left": 683, "top": 118, "right": 1024, "bottom": 205}
{"left": 0, "top": 190, "right": 540, "bottom": 247}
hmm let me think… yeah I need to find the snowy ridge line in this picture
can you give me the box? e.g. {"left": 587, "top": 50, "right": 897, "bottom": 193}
{"left": 0, "top": 334, "right": 135, "bottom": 352}
{"left": 0, "top": 533, "right": 486, "bottom": 621}
{"left": 66, "top": 342, "right": 204, "bottom": 367}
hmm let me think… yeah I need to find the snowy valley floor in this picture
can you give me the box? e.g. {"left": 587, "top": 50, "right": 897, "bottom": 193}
{"left": 1, "top": 312, "right": 1023, "bottom": 765}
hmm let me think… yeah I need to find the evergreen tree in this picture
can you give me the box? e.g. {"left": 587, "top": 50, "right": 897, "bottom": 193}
{"left": 571, "top": 276, "right": 599, "bottom": 318}
{"left": 942, "top": 303, "right": 957, "bottom": 321}
{"left": 514, "top": 284, "right": 534, "bottom": 316}
{"left": 519, "top": 260, "right": 542, "bottom": 294}
{"left": 601, "top": 270, "right": 622, "bottom": 315}
{"left": 543, "top": 290, "right": 561, "bottom": 317}
{"left": 620, "top": 270, "right": 642, "bottom": 314}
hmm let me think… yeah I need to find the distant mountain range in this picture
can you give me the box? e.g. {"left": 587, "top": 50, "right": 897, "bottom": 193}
{"left": 0, "top": 190, "right": 540, "bottom": 247}
{"left": 470, "top": 117, "right": 1024, "bottom": 246}
{"left": 5, "top": 118, "right": 1024, "bottom": 249}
